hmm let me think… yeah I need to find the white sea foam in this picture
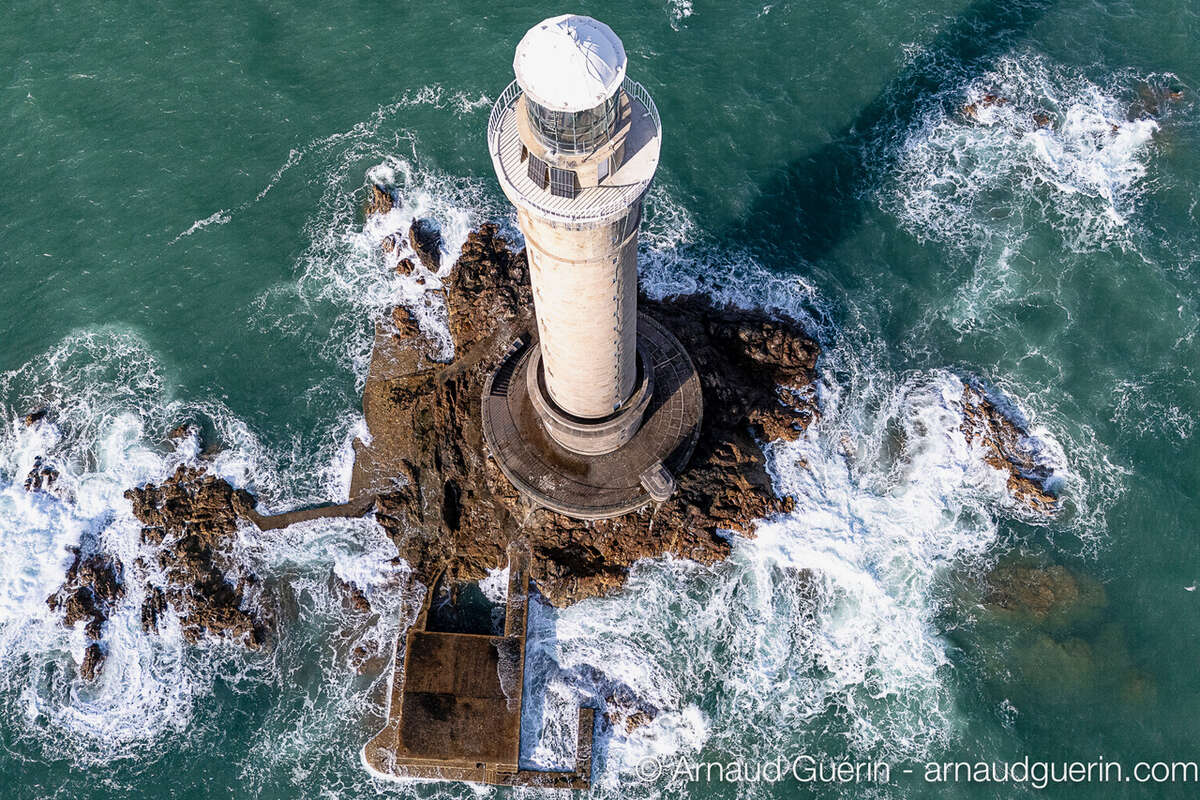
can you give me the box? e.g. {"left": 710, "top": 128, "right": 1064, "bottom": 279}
{"left": 514, "top": 366, "right": 1072, "bottom": 794}
{"left": 0, "top": 328, "right": 376, "bottom": 763}
{"left": 880, "top": 55, "right": 1167, "bottom": 253}
{"left": 667, "top": 0, "right": 694, "bottom": 30}
{"left": 170, "top": 208, "right": 232, "bottom": 244}
{"left": 268, "top": 152, "right": 500, "bottom": 384}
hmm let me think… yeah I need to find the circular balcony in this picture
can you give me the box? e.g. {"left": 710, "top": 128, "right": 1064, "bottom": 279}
{"left": 487, "top": 77, "right": 662, "bottom": 225}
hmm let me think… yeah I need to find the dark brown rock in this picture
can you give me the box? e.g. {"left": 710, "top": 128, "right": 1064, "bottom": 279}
{"left": 47, "top": 550, "right": 125, "bottom": 678}
{"left": 123, "top": 465, "right": 268, "bottom": 648}
{"left": 392, "top": 306, "right": 422, "bottom": 339}
{"left": 364, "top": 184, "right": 393, "bottom": 217}
{"left": 408, "top": 218, "right": 442, "bottom": 271}
{"left": 23, "top": 408, "right": 49, "bottom": 426}
{"left": 47, "top": 550, "right": 124, "bottom": 633}
{"left": 959, "top": 385, "right": 1058, "bottom": 512}
{"left": 23, "top": 457, "right": 59, "bottom": 493}
{"left": 331, "top": 571, "right": 372, "bottom": 613}
{"left": 141, "top": 585, "right": 168, "bottom": 633}
{"left": 80, "top": 643, "right": 105, "bottom": 681}
{"left": 395, "top": 256, "right": 415, "bottom": 275}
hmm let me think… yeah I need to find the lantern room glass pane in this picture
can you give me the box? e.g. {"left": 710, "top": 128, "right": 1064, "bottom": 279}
{"left": 525, "top": 93, "right": 619, "bottom": 155}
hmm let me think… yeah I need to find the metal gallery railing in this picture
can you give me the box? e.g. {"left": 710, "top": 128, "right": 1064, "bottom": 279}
{"left": 487, "top": 76, "right": 660, "bottom": 223}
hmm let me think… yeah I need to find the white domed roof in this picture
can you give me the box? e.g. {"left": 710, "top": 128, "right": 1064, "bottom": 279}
{"left": 513, "top": 14, "right": 627, "bottom": 112}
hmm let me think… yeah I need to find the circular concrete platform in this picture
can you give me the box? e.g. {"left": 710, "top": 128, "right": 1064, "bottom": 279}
{"left": 481, "top": 314, "right": 702, "bottom": 520}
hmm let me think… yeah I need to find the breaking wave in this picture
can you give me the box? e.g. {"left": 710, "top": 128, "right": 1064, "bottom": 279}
{"left": 878, "top": 55, "right": 1172, "bottom": 253}
{"left": 0, "top": 329, "right": 397, "bottom": 769}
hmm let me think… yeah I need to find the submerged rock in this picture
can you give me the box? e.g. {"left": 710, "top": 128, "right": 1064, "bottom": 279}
{"left": 356, "top": 223, "right": 818, "bottom": 606}
{"left": 983, "top": 561, "right": 1105, "bottom": 627}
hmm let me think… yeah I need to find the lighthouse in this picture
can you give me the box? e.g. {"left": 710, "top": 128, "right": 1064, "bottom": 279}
{"left": 482, "top": 14, "right": 702, "bottom": 519}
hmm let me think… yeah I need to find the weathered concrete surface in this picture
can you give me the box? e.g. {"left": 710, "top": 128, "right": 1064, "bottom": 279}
{"left": 364, "top": 543, "right": 594, "bottom": 789}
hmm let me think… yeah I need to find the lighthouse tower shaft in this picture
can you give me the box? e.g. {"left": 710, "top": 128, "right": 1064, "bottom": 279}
{"left": 519, "top": 202, "right": 641, "bottom": 418}
{"left": 486, "top": 14, "right": 665, "bottom": 452}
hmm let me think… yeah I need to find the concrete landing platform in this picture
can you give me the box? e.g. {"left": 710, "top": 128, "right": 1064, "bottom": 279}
{"left": 481, "top": 314, "right": 702, "bottom": 520}
{"left": 363, "top": 543, "right": 594, "bottom": 789}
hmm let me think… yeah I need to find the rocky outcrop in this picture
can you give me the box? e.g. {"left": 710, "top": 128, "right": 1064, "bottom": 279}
{"left": 356, "top": 222, "right": 818, "bottom": 606}
{"left": 46, "top": 550, "right": 124, "bottom": 680}
{"left": 408, "top": 218, "right": 442, "bottom": 271}
{"left": 364, "top": 184, "right": 394, "bottom": 217}
{"left": 80, "top": 643, "right": 105, "bottom": 681}
{"left": 24, "top": 456, "right": 59, "bottom": 493}
{"left": 124, "top": 465, "right": 268, "bottom": 648}
{"left": 959, "top": 385, "right": 1058, "bottom": 511}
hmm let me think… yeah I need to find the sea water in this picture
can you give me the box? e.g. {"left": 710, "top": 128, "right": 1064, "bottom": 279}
{"left": 1, "top": 1, "right": 1198, "bottom": 798}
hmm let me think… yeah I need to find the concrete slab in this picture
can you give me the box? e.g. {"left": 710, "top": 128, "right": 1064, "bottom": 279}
{"left": 363, "top": 542, "right": 594, "bottom": 789}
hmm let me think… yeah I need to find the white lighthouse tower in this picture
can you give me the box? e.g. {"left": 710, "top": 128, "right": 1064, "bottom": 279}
{"left": 482, "top": 14, "right": 701, "bottom": 519}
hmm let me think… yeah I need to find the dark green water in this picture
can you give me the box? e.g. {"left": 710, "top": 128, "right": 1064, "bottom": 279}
{"left": 1, "top": 1, "right": 1198, "bottom": 798}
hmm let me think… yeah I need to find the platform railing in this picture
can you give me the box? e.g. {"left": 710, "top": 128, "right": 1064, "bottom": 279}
{"left": 487, "top": 77, "right": 660, "bottom": 223}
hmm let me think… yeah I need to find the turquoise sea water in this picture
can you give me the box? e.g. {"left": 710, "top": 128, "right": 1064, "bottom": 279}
{"left": 2, "top": 1, "right": 1199, "bottom": 798}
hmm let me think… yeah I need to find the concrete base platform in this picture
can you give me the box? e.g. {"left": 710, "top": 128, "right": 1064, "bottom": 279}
{"left": 363, "top": 543, "right": 595, "bottom": 789}
{"left": 482, "top": 314, "right": 702, "bottom": 520}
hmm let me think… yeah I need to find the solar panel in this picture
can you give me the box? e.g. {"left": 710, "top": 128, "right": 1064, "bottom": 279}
{"left": 549, "top": 167, "right": 577, "bottom": 199}
{"left": 527, "top": 154, "right": 548, "bottom": 189}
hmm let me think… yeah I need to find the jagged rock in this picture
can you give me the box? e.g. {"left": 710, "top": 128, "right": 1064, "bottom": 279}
{"left": 392, "top": 306, "right": 422, "bottom": 339}
{"left": 141, "top": 585, "right": 168, "bottom": 633}
{"left": 604, "top": 693, "right": 657, "bottom": 734}
{"left": 23, "top": 407, "right": 48, "bottom": 426}
{"left": 330, "top": 571, "right": 372, "bottom": 613}
{"left": 47, "top": 550, "right": 124, "bottom": 634}
{"left": 395, "top": 256, "right": 415, "bottom": 276}
{"left": 358, "top": 224, "right": 818, "bottom": 606}
{"left": 364, "top": 184, "right": 393, "bottom": 217}
{"left": 124, "top": 465, "right": 268, "bottom": 648}
{"left": 80, "top": 643, "right": 105, "bottom": 681}
{"left": 47, "top": 550, "right": 124, "bottom": 679}
{"left": 959, "top": 385, "right": 1058, "bottom": 511}
{"left": 408, "top": 218, "right": 442, "bottom": 271}
{"left": 23, "top": 456, "right": 59, "bottom": 493}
